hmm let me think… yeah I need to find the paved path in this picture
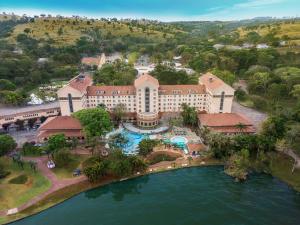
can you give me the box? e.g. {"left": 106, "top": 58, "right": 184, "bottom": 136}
{"left": 0, "top": 156, "right": 87, "bottom": 216}
{"left": 232, "top": 101, "right": 268, "bottom": 130}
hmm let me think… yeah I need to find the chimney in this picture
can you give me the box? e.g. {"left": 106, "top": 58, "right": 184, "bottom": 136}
{"left": 209, "top": 77, "right": 213, "bottom": 83}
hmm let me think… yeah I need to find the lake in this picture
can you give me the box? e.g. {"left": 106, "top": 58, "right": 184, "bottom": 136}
{"left": 11, "top": 166, "right": 300, "bottom": 225}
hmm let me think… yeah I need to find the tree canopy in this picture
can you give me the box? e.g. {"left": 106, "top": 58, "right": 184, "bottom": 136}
{"left": 73, "top": 108, "right": 112, "bottom": 137}
{"left": 0, "top": 134, "right": 17, "bottom": 157}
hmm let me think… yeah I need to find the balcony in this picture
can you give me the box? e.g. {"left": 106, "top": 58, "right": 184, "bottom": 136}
{"left": 137, "top": 112, "right": 159, "bottom": 121}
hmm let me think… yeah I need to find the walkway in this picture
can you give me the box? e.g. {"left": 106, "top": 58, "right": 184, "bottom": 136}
{"left": 0, "top": 156, "right": 87, "bottom": 216}
{"left": 123, "top": 123, "right": 169, "bottom": 134}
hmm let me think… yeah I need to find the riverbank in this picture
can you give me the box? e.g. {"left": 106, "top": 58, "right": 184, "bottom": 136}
{"left": 0, "top": 157, "right": 221, "bottom": 224}
{"left": 1, "top": 153, "right": 300, "bottom": 224}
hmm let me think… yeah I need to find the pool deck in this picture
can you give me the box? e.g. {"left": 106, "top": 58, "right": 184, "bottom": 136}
{"left": 123, "top": 123, "right": 169, "bottom": 134}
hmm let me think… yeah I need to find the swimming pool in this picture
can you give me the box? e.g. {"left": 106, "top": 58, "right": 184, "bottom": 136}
{"left": 114, "top": 130, "right": 148, "bottom": 155}
{"left": 170, "top": 136, "right": 188, "bottom": 154}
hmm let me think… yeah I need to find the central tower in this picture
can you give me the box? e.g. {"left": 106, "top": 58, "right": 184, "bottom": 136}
{"left": 134, "top": 74, "right": 159, "bottom": 127}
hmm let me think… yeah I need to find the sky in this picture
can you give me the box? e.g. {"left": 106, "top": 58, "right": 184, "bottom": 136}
{"left": 1, "top": 0, "right": 300, "bottom": 21}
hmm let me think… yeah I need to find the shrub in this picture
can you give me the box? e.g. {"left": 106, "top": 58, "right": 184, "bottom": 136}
{"left": 9, "top": 174, "right": 28, "bottom": 184}
{"left": 83, "top": 151, "right": 147, "bottom": 181}
{"left": 250, "top": 95, "right": 268, "bottom": 111}
{"left": 138, "top": 139, "right": 159, "bottom": 156}
{"left": 0, "top": 162, "right": 10, "bottom": 179}
{"left": 22, "top": 142, "right": 42, "bottom": 156}
{"left": 0, "top": 134, "right": 17, "bottom": 156}
{"left": 148, "top": 153, "right": 177, "bottom": 165}
{"left": 235, "top": 88, "right": 246, "bottom": 101}
{"left": 53, "top": 149, "right": 72, "bottom": 168}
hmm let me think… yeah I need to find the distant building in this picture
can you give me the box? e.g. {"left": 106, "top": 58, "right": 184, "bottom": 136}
{"left": 81, "top": 53, "right": 123, "bottom": 70}
{"left": 58, "top": 73, "right": 235, "bottom": 128}
{"left": 256, "top": 44, "right": 269, "bottom": 49}
{"left": 37, "top": 116, "right": 84, "bottom": 142}
{"left": 198, "top": 113, "right": 255, "bottom": 135}
{"left": 242, "top": 43, "right": 254, "bottom": 49}
{"left": 37, "top": 58, "right": 49, "bottom": 64}
{"left": 213, "top": 44, "right": 225, "bottom": 50}
{"left": 81, "top": 53, "right": 105, "bottom": 69}
{"left": 0, "top": 102, "right": 60, "bottom": 128}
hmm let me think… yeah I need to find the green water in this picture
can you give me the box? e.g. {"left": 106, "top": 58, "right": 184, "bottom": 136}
{"left": 11, "top": 167, "right": 300, "bottom": 225}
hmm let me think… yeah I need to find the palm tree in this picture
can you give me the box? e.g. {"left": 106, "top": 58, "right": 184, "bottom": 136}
{"left": 113, "top": 103, "right": 126, "bottom": 124}
{"left": 235, "top": 123, "right": 247, "bottom": 133}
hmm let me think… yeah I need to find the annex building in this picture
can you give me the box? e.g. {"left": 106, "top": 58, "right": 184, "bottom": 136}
{"left": 57, "top": 73, "right": 235, "bottom": 128}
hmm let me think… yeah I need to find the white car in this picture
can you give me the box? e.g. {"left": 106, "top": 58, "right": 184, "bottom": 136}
{"left": 47, "top": 160, "right": 55, "bottom": 169}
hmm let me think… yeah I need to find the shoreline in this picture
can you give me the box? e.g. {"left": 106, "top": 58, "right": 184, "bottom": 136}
{"left": 1, "top": 160, "right": 221, "bottom": 224}
{"left": 2, "top": 154, "right": 300, "bottom": 224}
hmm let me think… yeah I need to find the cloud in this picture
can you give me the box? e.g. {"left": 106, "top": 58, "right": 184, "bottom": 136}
{"left": 195, "top": 0, "right": 292, "bottom": 21}
{"left": 233, "top": 0, "right": 286, "bottom": 9}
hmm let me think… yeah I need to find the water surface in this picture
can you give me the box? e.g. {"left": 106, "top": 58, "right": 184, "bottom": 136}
{"left": 12, "top": 167, "right": 300, "bottom": 225}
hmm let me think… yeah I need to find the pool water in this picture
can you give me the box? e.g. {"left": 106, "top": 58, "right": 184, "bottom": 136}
{"left": 170, "top": 136, "right": 188, "bottom": 154}
{"left": 12, "top": 167, "right": 300, "bottom": 225}
{"left": 118, "top": 130, "right": 148, "bottom": 155}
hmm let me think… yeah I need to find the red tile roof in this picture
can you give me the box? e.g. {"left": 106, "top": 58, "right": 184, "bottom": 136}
{"left": 81, "top": 57, "right": 100, "bottom": 65}
{"left": 39, "top": 116, "right": 82, "bottom": 130}
{"left": 209, "top": 126, "right": 256, "bottom": 134}
{"left": 134, "top": 74, "right": 159, "bottom": 87}
{"left": 159, "top": 85, "right": 206, "bottom": 95}
{"left": 38, "top": 130, "right": 84, "bottom": 139}
{"left": 87, "top": 85, "right": 136, "bottom": 96}
{"left": 69, "top": 74, "right": 93, "bottom": 92}
{"left": 198, "top": 113, "right": 253, "bottom": 127}
{"left": 199, "top": 72, "right": 227, "bottom": 91}
{"left": 187, "top": 143, "right": 206, "bottom": 153}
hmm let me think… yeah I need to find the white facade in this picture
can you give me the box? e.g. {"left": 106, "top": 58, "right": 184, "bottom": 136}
{"left": 58, "top": 73, "right": 235, "bottom": 126}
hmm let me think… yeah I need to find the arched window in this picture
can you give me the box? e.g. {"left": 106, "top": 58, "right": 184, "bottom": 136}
{"left": 219, "top": 91, "right": 225, "bottom": 111}
{"left": 145, "top": 87, "right": 150, "bottom": 112}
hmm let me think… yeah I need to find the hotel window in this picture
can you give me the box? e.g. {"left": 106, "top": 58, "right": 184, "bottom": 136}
{"left": 68, "top": 93, "right": 74, "bottom": 113}
{"left": 220, "top": 91, "right": 225, "bottom": 111}
{"left": 145, "top": 87, "right": 150, "bottom": 112}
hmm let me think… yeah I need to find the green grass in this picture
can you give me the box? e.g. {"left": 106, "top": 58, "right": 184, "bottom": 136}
{"left": 238, "top": 21, "right": 300, "bottom": 41}
{"left": 269, "top": 152, "right": 300, "bottom": 192}
{"left": 0, "top": 157, "right": 51, "bottom": 211}
{"left": 239, "top": 98, "right": 254, "bottom": 108}
{"left": 1, "top": 177, "right": 117, "bottom": 224}
{"left": 52, "top": 154, "right": 89, "bottom": 179}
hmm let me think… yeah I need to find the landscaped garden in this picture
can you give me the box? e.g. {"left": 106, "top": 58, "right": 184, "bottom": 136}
{"left": 0, "top": 157, "right": 51, "bottom": 211}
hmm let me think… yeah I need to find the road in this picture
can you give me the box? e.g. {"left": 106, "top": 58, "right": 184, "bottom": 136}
{"left": 232, "top": 101, "right": 268, "bottom": 131}
{"left": 8, "top": 129, "right": 38, "bottom": 147}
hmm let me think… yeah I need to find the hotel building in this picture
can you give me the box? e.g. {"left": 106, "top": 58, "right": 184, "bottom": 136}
{"left": 57, "top": 73, "right": 235, "bottom": 127}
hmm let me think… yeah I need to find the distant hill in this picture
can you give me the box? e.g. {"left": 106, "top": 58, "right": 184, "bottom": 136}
{"left": 6, "top": 16, "right": 181, "bottom": 46}
{"left": 237, "top": 20, "right": 300, "bottom": 45}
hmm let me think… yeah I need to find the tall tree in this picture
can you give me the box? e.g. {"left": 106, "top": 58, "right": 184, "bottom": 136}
{"left": 0, "top": 134, "right": 17, "bottom": 156}
{"left": 73, "top": 108, "right": 112, "bottom": 137}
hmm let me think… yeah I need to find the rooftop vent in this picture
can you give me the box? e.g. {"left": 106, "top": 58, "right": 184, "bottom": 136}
{"left": 209, "top": 77, "right": 213, "bottom": 83}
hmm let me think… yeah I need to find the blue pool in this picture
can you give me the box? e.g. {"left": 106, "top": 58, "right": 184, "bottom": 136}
{"left": 170, "top": 136, "right": 188, "bottom": 154}
{"left": 118, "top": 130, "right": 148, "bottom": 155}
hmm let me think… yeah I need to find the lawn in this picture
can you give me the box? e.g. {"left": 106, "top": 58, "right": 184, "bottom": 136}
{"left": 0, "top": 157, "right": 51, "bottom": 211}
{"left": 269, "top": 152, "right": 300, "bottom": 192}
{"left": 52, "top": 154, "right": 89, "bottom": 179}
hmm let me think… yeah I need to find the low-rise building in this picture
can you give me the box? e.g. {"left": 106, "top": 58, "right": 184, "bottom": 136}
{"left": 37, "top": 116, "right": 84, "bottom": 142}
{"left": 0, "top": 102, "right": 60, "bottom": 129}
{"left": 198, "top": 113, "right": 255, "bottom": 135}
